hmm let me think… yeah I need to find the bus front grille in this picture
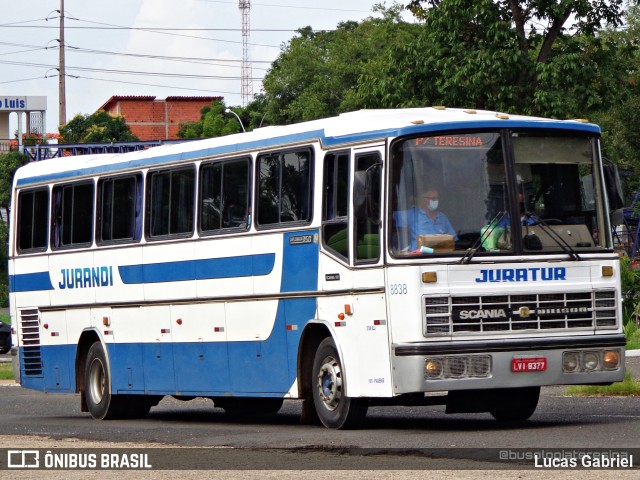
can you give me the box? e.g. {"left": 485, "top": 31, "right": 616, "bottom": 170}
{"left": 423, "top": 290, "right": 617, "bottom": 336}
{"left": 19, "top": 308, "right": 43, "bottom": 376}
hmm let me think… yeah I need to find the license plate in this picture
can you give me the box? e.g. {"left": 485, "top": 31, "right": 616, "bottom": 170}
{"left": 511, "top": 357, "right": 547, "bottom": 372}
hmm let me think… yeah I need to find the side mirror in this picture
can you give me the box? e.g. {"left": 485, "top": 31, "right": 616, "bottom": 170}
{"left": 602, "top": 163, "right": 624, "bottom": 211}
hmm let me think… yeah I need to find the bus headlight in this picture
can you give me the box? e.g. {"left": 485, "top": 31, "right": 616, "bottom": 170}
{"left": 582, "top": 351, "right": 599, "bottom": 371}
{"left": 602, "top": 350, "right": 620, "bottom": 370}
{"left": 563, "top": 352, "right": 579, "bottom": 372}
{"left": 424, "top": 355, "right": 491, "bottom": 380}
{"left": 425, "top": 359, "right": 443, "bottom": 379}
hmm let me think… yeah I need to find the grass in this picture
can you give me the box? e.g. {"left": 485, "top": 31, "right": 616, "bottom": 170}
{"left": 0, "top": 312, "right": 10, "bottom": 325}
{"left": 564, "top": 370, "right": 640, "bottom": 397}
{"left": 0, "top": 362, "right": 13, "bottom": 380}
{"left": 625, "top": 320, "right": 640, "bottom": 350}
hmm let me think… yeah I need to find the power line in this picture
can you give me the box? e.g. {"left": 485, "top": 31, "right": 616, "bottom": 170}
{"left": 0, "top": 24, "right": 300, "bottom": 32}
{"left": 0, "top": 58, "right": 265, "bottom": 81}
{"left": 70, "top": 74, "right": 242, "bottom": 95}
{"left": 196, "top": 0, "right": 371, "bottom": 13}
{"left": 0, "top": 75, "right": 49, "bottom": 84}
{"left": 0, "top": 18, "right": 283, "bottom": 49}
{"left": 0, "top": 40, "right": 273, "bottom": 67}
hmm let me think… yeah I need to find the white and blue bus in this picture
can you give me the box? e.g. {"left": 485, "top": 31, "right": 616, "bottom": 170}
{"left": 9, "top": 107, "right": 625, "bottom": 428}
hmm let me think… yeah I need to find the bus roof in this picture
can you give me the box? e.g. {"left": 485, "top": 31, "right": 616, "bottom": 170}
{"left": 14, "top": 107, "right": 600, "bottom": 188}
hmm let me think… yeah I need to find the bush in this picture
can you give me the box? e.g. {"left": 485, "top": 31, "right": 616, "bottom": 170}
{"left": 0, "top": 277, "right": 7, "bottom": 308}
{"left": 620, "top": 256, "right": 640, "bottom": 316}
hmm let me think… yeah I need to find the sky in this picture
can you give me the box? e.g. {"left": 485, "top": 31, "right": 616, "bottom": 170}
{"left": 0, "top": 0, "right": 413, "bottom": 136}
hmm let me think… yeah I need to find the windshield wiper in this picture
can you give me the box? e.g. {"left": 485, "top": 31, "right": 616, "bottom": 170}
{"left": 525, "top": 216, "right": 581, "bottom": 261}
{"left": 459, "top": 210, "right": 508, "bottom": 264}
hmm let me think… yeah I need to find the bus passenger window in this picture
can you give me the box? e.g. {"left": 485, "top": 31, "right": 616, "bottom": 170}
{"left": 257, "top": 149, "right": 312, "bottom": 227}
{"left": 52, "top": 182, "right": 94, "bottom": 248}
{"left": 200, "top": 158, "right": 250, "bottom": 233}
{"left": 17, "top": 188, "right": 49, "bottom": 252}
{"left": 98, "top": 175, "right": 141, "bottom": 243}
{"left": 147, "top": 167, "right": 195, "bottom": 238}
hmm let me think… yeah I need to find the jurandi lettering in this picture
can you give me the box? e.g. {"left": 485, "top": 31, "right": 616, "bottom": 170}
{"left": 475, "top": 267, "right": 566, "bottom": 283}
{"left": 58, "top": 266, "right": 114, "bottom": 289}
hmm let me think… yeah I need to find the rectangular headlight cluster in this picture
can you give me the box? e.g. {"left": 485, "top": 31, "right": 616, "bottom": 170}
{"left": 424, "top": 355, "right": 492, "bottom": 380}
{"left": 562, "top": 349, "right": 621, "bottom": 373}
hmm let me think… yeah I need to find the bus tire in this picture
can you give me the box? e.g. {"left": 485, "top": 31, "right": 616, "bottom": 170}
{"left": 489, "top": 387, "right": 540, "bottom": 422}
{"left": 311, "top": 337, "right": 368, "bottom": 429}
{"left": 84, "top": 342, "right": 126, "bottom": 420}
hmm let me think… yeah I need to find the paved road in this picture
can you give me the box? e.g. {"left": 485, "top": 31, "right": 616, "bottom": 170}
{"left": 1, "top": 359, "right": 640, "bottom": 464}
{"left": 1, "top": 350, "right": 638, "bottom": 475}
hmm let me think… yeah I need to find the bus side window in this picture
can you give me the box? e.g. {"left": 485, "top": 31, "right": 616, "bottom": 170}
{"left": 322, "top": 151, "right": 349, "bottom": 260}
{"left": 200, "top": 158, "right": 251, "bottom": 233}
{"left": 17, "top": 188, "right": 49, "bottom": 252}
{"left": 97, "top": 174, "right": 141, "bottom": 243}
{"left": 256, "top": 148, "right": 312, "bottom": 227}
{"left": 147, "top": 166, "right": 195, "bottom": 238}
{"left": 354, "top": 152, "right": 381, "bottom": 263}
{"left": 52, "top": 181, "right": 94, "bottom": 249}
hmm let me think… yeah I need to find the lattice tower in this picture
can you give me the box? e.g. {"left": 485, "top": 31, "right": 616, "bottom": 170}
{"left": 239, "top": 1, "right": 253, "bottom": 106}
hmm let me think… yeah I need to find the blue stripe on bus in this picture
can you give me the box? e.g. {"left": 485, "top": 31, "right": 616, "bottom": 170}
{"left": 9, "top": 272, "right": 54, "bottom": 293}
{"left": 9, "top": 254, "right": 276, "bottom": 292}
{"left": 15, "top": 119, "right": 600, "bottom": 188}
{"left": 20, "top": 231, "right": 321, "bottom": 397}
{"left": 118, "top": 253, "right": 276, "bottom": 284}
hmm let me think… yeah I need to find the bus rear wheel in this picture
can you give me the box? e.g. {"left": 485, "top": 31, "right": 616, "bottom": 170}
{"left": 85, "top": 341, "right": 140, "bottom": 420}
{"left": 311, "top": 337, "right": 367, "bottom": 429}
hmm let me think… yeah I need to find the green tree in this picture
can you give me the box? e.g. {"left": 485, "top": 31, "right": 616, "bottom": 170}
{"left": 590, "top": 4, "right": 640, "bottom": 197}
{"left": 358, "top": 0, "right": 630, "bottom": 117}
{"left": 260, "top": 4, "right": 421, "bottom": 124}
{"left": 59, "top": 111, "right": 139, "bottom": 143}
{"left": 177, "top": 99, "right": 244, "bottom": 139}
{"left": 0, "top": 151, "right": 29, "bottom": 301}
{"left": 0, "top": 151, "right": 29, "bottom": 211}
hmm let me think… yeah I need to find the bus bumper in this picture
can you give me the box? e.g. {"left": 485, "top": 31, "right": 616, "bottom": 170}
{"left": 391, "top": 334, "right": 626, "bottom": 394}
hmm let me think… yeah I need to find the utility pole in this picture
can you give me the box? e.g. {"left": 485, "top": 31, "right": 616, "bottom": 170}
{"left": 239, "top": 1, "right": 252, "bottom": 106}
{"left": 59, "top": 0, "right": 66, "bottom": 126}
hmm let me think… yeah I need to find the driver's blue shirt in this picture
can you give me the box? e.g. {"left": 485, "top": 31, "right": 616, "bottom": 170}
{"left": 394, "top": 206, "right": 457, "bottom": 250}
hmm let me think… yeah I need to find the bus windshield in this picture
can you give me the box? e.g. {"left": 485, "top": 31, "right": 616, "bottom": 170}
{"left": 389, "top": 131, "right": 610, "bottom": 258}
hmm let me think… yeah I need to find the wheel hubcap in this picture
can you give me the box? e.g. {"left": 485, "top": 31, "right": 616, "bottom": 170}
{"left": 316, "top": 355, "right": 342, "bottom": 411}
{"left": 88, "top": 358, "right": 105, "bottom": 403}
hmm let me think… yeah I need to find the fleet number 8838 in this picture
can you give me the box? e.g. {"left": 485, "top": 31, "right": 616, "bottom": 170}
{"left": 389, "top": 284, "right": 408, "bottom": 295}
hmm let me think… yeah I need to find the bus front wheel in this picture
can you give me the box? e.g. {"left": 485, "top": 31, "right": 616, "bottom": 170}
{"left": 311, "top": 337, "right": 367, "bottom": 429}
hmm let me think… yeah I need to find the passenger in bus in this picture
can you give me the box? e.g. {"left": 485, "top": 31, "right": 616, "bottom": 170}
{"left": 393, "top": 187, "right": 457, "bottom": 251}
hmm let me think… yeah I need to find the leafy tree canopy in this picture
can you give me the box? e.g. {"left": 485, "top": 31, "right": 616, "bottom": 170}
{"left": 59, "top": 111, "right": 139, "bottom": 143}
{"left": 357, "top": 0, "right": 633, "bottom": 117}
{"left": 259, "top": 4, "right": 422, "bottom": 124}
{"left": 591, "top": 3, "right": 640, "bottom": 196}
{"left": 177, "top": 99, "right": 246, "bottom": 138}
{"left": 0, "top": 151, "right": 29, "bottom": 209}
